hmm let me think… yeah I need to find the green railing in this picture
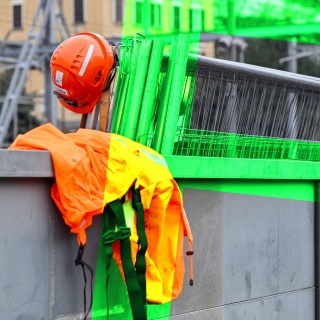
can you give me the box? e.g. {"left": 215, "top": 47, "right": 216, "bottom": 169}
{"left": 111, "top": 34, "right": 320, "bottom": 162}
{"left": 172, "top": 129, "right": 320, "bottom": 161}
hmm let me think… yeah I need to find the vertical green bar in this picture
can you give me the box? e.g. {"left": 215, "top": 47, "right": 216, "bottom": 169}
{"left": 160, "top": 34, "right": 190, "bottom": 155}
{"left": 111, "top": 75, "right": 130, "bottom": 134}
{"left": 111, "top": 44, "right": 132, "bottom": 134}
{"left": 120, "top": 39, "right": 153, "bottom": 139}
{"left": 136, "top": 39, "right": 165, "bottom": 145}
{"left": 184, "top": 75, "right": 197, "bottom": 129}
{"left": 181, "top": 55, "right": 198, "bottom": 131}
{"left": 152, "top": 38, "right": 178, "bottom": 152}
{"left": 110, "top": 72, "right": 124, "bottom": 133}
{"left": 227, "top": 0, "right": 236, "bottom": 35}
{"left": 117, "top": 39, "right": 141, "bottom": 136}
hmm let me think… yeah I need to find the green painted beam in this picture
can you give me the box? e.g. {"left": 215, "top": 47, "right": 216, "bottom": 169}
{"left": 152, "top": 37, "right": 178, "bottom": 152}
{"left": 164, "top": 155, "right": 320, "bottom": 180}
{"left": 236, "top": 23, "right": 320, "bottom": 39}
{"left": 120, "top": 22, "right": 320, "bottom": 45}
{"left": 121, "top": 32, "right": 213, "bottom": 45}
{"left": 136, "top": 39, "right": 165, "bottom": 145}
{"left": 176, "top": 179, "right": 315, "bottom": 202}
{"left": 120, "top": 39, "right": 153, "bottom": 139}
{"left": 111, "top": 43, "right": 133, "bottom": 134}
{"left": 227, "top": 0, "right": 236, "bottom": 35}
{"left": 160, "top": 34, "right": 190, "bottom": 155}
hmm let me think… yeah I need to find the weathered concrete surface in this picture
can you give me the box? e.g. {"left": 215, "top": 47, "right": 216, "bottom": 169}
{"left": 170, "top": 188, "right": 314, "bottom": 319}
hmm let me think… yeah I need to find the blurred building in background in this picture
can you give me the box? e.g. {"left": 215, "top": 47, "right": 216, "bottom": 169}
{"left": 0, "top": 0, "right": 216, "bottom": 139}
{"left": 0, "top": 0, "right": 125, "bottom": 134}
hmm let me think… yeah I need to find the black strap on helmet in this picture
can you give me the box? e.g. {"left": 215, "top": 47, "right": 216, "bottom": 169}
{"left": 53, "top": 90, "right": 78, "bottom": 108}
{"left": 102, "top": 41, "right": 120, "bottom": 93}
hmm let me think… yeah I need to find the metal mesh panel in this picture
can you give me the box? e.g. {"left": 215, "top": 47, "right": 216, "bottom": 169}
{"left": 112, "top": 37, "right": 320, "bottom": 161}
{"left": 186, "top": 55, "right": 320, "bottom": 141}
{"left": 172, "top": 129, "right": 320, "bottom": 161}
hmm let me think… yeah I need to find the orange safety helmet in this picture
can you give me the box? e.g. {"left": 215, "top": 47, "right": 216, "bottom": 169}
{"left": 50, "top": 32, "right": 114, "bottom": 114}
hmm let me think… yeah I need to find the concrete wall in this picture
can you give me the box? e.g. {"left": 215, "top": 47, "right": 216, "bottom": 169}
{"left": 170, "top": 188, "right": 315, "bottom": 320}
{"left": 0, "top": 150, "right": 316, "bottom": 319}
{"left": 0, "top": 177, "right": 105, "bottom": 320}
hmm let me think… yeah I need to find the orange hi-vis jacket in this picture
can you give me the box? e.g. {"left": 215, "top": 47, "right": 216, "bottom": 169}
{"left": 9, "top": 123, "right": 193, "bottom": 304}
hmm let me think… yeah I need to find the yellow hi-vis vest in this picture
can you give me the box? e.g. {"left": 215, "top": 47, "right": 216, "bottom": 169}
{"left": 9, "top": 123, "right": 193, "bottom": 305}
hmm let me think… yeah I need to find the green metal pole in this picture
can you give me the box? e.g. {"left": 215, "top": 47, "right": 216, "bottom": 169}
{"left": 152, "top": 38, "right": 178, "bottom": 152}
{"left": 120, "top": 39, "right": 153, "bottom": 140}
{"left": 117, "top": 38, "right": 142, "bottom": 136}
{"left": 160, "top": 34, "right": 190, "bottom": 155}
{"left": 180, "top": 54, "right": 198, "bottom": 130}
{"left": 111, "top": 75, "right": 130, "bottom": 134}
{"left": 135, "top": 39, "right": 165, "bottom": 145}
{"left": 183, "top": 74, "right": 197, "bottom": 130}
{"left": 227, "top": 0, "right": 236, "bottom": 35}
{"left": 111, "top": 44, "right": 133, "bottom": 134}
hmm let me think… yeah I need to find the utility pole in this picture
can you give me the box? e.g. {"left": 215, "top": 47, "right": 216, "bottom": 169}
{"left": 287, "top": 37, "right": 298, "bottom": 73}
{"left": 283, "top": 37, "right": 298, "bottom": 139}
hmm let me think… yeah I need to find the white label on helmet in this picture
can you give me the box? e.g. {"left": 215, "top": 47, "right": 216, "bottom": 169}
{"left": 55, "top": 70, "right": 64, "bottom": 86}
{"left": 79, "top": 44, "right": 94, "bottom": 76}
{"left": 54, "top": 86, "right": 68, "bottom": 96}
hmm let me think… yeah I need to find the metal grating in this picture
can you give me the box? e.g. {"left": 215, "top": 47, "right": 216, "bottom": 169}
{"left": 112, "top": 37, "right": 320, "bottom": 161}
{"left": 185, "top": 55, "right": 320, "bottom": 142}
